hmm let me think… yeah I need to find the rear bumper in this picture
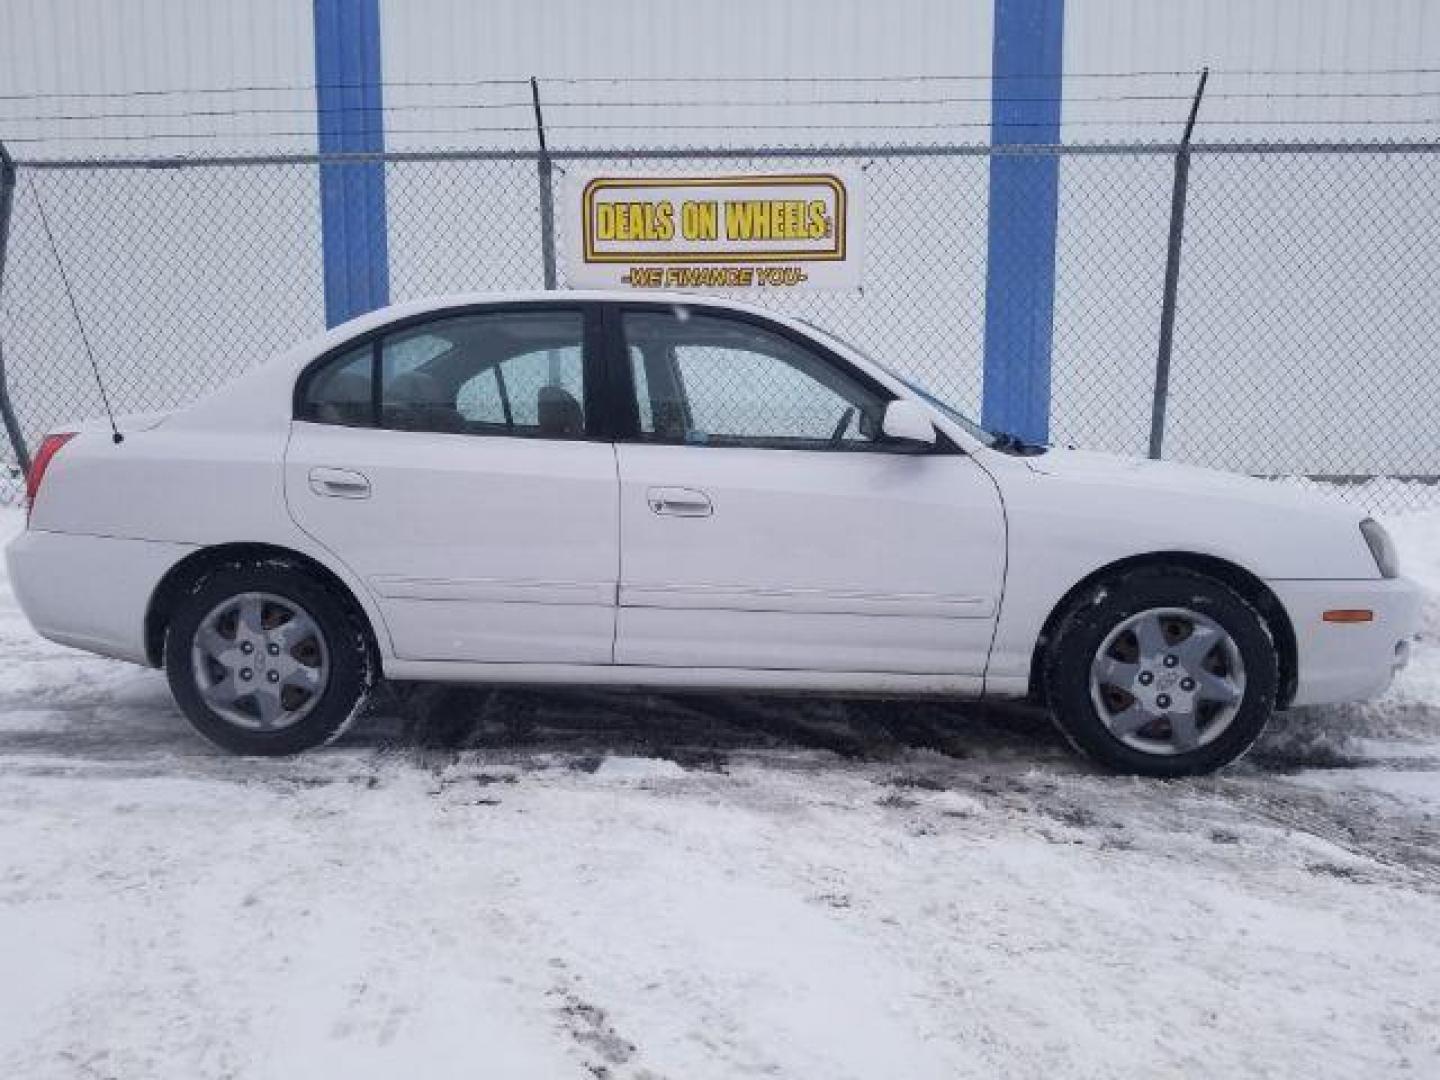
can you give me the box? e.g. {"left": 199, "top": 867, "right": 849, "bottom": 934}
{"left": 1269, "top": 576, "right": 1422, "bottom": 707}
{"left": 5, "top": 527, "right": 195, "bottom": 665}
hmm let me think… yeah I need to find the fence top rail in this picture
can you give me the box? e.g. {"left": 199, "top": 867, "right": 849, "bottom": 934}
{"left": 7, "top": 137, "right": 1440, "bottom": 171}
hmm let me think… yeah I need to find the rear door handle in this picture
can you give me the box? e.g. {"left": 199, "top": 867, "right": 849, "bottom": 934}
{"left": 646, "top": 486, "right": 712, "bottom": 517}
{"left": 309, "top": 467, "right": 371, "bottom": 499}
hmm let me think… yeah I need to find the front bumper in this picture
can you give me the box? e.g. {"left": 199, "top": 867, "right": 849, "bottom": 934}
{"left": 1268, "top": 576, "right": 1422, "bottom": 707}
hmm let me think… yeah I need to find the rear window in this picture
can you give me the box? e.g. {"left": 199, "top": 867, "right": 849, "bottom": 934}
{"left": 297, "top": 309, "right": 588, "bottom": 438}
{"left": 298, "top": 344, "right": 373, "bottom": 427}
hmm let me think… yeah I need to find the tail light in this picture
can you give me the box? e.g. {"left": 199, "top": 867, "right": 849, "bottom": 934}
{"left": 25, "top": 432, "right": 77, "bottom": 518}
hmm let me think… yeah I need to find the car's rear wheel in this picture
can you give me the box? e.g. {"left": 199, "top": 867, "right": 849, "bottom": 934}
{"left": 1043, "top": 568, "right": 1279, "bottom": 776}
{"left": 164, "top": 561, "right": 373, "bottom": 755}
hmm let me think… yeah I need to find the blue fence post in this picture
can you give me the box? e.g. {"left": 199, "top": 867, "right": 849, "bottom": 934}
{"left": 313, "top": 0, "right": 389, "bottom": 327}
{"left": 981, "top": 0, "right": 1064, "bottom": 442}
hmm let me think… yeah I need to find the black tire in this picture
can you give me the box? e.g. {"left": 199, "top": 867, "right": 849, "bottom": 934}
{"left": 164, "top": 559, "right": 374, "bottom": 755}
{"left": 1043, "top": 567, "right": 1278, "bottom": 777}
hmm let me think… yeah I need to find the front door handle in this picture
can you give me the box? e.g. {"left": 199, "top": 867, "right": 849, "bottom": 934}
{"left": 309, "top": 467, "right": 371, "bottom": 499}
{"left": 646, "top": 486, "right": 712, "bottom": 517}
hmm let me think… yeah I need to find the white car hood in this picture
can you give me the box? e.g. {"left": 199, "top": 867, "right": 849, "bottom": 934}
{"left": 1022, "top": 447, "right": 1359, "bottom": 517}
{"left": 998, "top": 446, "right": 1382, "bottom": 579}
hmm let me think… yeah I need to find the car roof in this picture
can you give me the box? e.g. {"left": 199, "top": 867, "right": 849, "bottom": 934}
{"left": 328, "top": 289, "right": 778, "bottom": 331}
{"left": 296, "top": 290, "right": 801, "bottom": 372}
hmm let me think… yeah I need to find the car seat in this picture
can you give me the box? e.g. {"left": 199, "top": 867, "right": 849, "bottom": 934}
{"left": 537, "top": 385, "right": 584, "bottom": 436}
{"left": 384, "top": 371, "right": 465, "bottom": 432}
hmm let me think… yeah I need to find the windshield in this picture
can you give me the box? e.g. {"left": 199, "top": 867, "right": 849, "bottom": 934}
{"left": 801, "top": 322, "right": 997, "bottom": 447}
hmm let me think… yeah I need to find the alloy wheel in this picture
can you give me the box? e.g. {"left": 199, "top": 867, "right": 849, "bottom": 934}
{"left": 1088, "top": 606, "right": 1247, "bottom": 756}
{"left": 190, "top": 592, "right": 331, "bottom": 730}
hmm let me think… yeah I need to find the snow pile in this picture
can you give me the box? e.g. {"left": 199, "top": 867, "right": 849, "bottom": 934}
{"left": 1389, "top": 509, "right": 1440, "bottom": 635}
{"left": 1377, "top": 509, "right": 1440, "bottom": 717}
{"left": 1272, "top": 475, "right": 1440, "bottom": 514}
{"left": 591, "top": 754, "right": 691, "bottom": 782}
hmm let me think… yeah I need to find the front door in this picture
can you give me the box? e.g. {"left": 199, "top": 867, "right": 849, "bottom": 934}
{"left": 285, "top": 304, "right": 619, "bottom": 664}
{"left": 612, "top": 306, "right": 1005, "bottom": 675}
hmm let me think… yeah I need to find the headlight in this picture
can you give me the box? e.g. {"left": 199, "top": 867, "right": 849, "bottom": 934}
{"left": 1360, "top": 519, "right": 1399, "bottom": 579}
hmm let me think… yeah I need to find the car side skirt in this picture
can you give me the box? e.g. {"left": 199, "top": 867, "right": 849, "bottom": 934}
{"left": 384, "top": 658, "right": 984, "bottom": 697}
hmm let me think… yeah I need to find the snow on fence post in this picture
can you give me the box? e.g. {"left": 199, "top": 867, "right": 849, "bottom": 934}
{"left": 0, "top": 141, "right": 32, "bottom": 477}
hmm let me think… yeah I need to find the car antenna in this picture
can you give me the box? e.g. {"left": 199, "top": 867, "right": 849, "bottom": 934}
{"left": 26, "top": 174, "right": 123, "bottom": 445}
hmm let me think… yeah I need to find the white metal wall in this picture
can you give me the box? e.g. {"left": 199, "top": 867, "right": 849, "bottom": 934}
{"left": 378, "top": 0, "right": 994, "bottom": 153}
{"left": 0, "top": 0, "right": 315, "bottom": 157}
{"left": 1064, "top": 0, "right": 1440, "bottom": 140}
{"left": 381, "top": 0, "right": 993, "bottom": 81}
{"left": 5, "top": 1, "right": 1437, "bottom": 153}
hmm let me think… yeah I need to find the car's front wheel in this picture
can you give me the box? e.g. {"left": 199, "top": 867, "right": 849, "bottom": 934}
{"left": 1044, "top": 568, "right": 1279, "bottom": 776}
{"left": 164, "top": 561, "right": 373, "bottom": 755}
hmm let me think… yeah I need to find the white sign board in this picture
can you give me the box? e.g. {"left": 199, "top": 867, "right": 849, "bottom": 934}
{"left": 562, "top": 169, "right": 864, "bottom": 291}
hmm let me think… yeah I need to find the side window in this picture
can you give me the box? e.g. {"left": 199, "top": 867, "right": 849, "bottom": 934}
{"left": 454, "top": 366, "right": 505, "bottom": 424}
{"left": 628, "top": 345, "right": 653, "bottom": 432}
{"left": 623, "top": 310, "right": 886, "bottom": 450}
{"left": 378, "top": 310, "right": 587, "bottom": 437}
{"left": 384, "top": 332, "right": 451, "bottom": 376}
{"left": 475, "top": 347, "right": 585, "bottom": 429}
{"left": 298, "top": 343, "right": 373, "bottom": 427}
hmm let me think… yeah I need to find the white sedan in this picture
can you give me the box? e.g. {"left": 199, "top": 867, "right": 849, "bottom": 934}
{"left": 6, "top": 292, "right": 1420, "bottom": 775}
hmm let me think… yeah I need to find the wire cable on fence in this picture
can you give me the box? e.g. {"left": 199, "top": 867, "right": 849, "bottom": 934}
{"left": 5, "top": 92, "right": 1440, "bottom": 149}
{"left": 11, "top": 87, "right": 1440, "bottom": 128}
{"left": 5, "top": 65, "right": 1440, "bottom": 104}
{"left": 7, "top": 118, "right": 1440, "bottom": 146}
{"left": 0, "top": 77, "right": 532, "bottom": 102}
{"left": 545, "top": 67, "right": 1440, "bottom": 82}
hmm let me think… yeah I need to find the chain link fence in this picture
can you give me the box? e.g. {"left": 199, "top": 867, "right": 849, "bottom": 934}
{"left": 1, "top": 141, "right": 1437, "bottom": 511}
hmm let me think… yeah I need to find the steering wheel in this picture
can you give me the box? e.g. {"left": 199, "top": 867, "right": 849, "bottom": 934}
{"left": 830, "top": 406, "right": 857, "bottom": 444}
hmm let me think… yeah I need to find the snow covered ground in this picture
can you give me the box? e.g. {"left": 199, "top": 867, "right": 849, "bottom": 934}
{"left": 2, "top": 506, "right": 1439, "bottom": 1080}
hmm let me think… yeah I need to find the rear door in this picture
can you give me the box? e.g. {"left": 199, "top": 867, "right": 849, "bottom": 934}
{"left": 610, "top": 304, "right": 1006, "bottom": 675}
{"left": 285, "top": 303, "right": 619, "bottom": 665}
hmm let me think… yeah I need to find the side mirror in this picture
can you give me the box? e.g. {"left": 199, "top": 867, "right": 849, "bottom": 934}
{"left": 881, "top": 400, "right": 937, "bottom": 449}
